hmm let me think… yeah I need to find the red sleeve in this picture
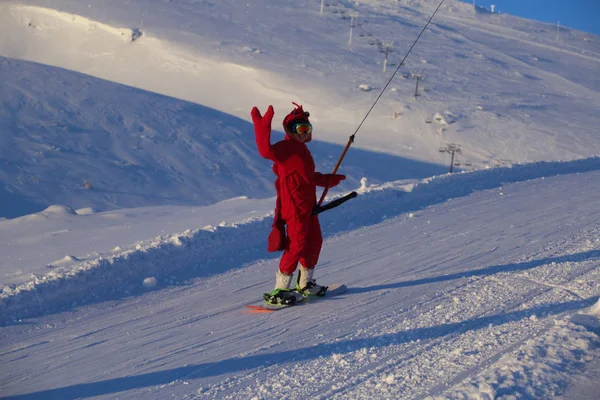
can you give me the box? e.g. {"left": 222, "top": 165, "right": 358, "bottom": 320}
{"left": 255, "top": 125, "right": 278, "bottom": 162}
{"left": 252, "top": 105, "right": 286, "bottom": 163}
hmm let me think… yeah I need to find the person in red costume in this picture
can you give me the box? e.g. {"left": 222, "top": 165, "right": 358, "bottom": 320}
{"left": 251, "top": 102, "right": 345, "bottom": 305}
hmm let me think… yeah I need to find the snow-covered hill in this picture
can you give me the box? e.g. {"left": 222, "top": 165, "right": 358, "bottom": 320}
{"left": 1, "top": 0, "right": 599, "bottom": 398}
{"left": 1, "top": 0, "right": 600, "bottom": 217}
{"left": 2, "top": 163, "right": 600, "bottom": 399}
{"left": 0, "top": 56, "right": 446, "bottom": 217}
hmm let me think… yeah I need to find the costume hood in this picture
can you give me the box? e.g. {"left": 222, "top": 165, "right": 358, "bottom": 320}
{"left": 282, "top": 102, "right": 311, "bottom": 142}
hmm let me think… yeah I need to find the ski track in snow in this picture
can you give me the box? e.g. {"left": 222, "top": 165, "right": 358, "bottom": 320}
{"left": 194, "top": 228, "right": 600, "bottom": 400}
{"left": 1, "top": 160, "right": 599, "bottom": 399}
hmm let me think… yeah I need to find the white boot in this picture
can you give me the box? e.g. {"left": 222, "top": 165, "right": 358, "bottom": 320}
{"left": 264, "top": 270, "right": 299, "bottom": 305}
{"left": 274, "top": 269, "right": 293, "bottom": 290}
{"left": 296, "top": 266, "right": 327, "bottom": 296}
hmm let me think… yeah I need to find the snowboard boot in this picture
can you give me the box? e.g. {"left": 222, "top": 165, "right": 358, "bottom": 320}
{"left": 295, "top": 266, "right": 328, "bottom": 297}
{"left": 264, "top": 270, "right": 300, "bottom": 305}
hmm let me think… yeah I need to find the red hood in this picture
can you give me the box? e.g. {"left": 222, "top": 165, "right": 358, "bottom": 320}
{"left": 283, "top": 102, "right": 312, "bottom": 142}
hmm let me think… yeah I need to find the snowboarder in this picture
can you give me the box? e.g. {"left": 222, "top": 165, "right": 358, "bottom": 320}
{"left": 251, "top": 102, "right": 345, "bottom": 305}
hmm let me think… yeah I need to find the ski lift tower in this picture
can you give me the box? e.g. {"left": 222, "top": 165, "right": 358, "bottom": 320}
{"left": 439, "top": 143, "right": 462, "bottom": 173}
{"left": 348, "top": 12, "right": 358, "bottom": 45}
{"left": 411, "top": 71, "right": 424, "bottom": 98}
{"left": 380, "top": 40, "right": 395, "bottom": 73}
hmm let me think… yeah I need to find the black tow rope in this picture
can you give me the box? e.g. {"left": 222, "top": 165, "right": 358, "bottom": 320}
{"left": 316, "top": 0, "right": 446, "bottom": 213}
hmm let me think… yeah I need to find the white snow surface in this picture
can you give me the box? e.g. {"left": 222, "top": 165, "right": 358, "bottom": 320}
{"left": 2, "top": 162, "right": 600, "bottom": 399}
{"left": 1, "top": 0, "right": 600, "bottom": 399}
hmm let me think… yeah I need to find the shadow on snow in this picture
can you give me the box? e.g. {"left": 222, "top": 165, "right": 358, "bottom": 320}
{"left": 0, "top": 57, "right": 446, "bottom": 219}
{"left": 4, "top": 295, "right": 597, "bottom": 400}
{"left": 351, "top": 249, "right": 600, "bottom": 295}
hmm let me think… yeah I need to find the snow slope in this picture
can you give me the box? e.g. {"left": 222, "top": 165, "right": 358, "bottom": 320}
{"left": 3, "top": 156, "right": 600, "bottom": 315}
{"left": 1, "top": 0, "right": 599, "bottom": 398}
{"left": 1, "top": 164, "right": 599, "bottom": 399}
{"left": 0, "top": 55, "right": 444, "bottom": 217}
{"left": 1, "top": 0, "right": 600, "bottom": 217}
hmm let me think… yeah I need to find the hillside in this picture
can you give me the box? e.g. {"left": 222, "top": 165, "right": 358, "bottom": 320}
{"left": 1, "top": 0, "right": 599, "bottom": 217}
{"left": 1, "top": 1, "right": 599, "bottom": 399}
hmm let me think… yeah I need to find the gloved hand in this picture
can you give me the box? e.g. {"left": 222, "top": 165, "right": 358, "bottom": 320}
{"left": 251, "top": 105, "right": 274, "bottom": 134}
{"left": 267, "top": 219, "right": 287, "bottom": 252}
{"left": 325, "top": 173, "right": 345, "bottom": 187}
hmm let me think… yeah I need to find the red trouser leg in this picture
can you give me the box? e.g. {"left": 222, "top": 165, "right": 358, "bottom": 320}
{"left": 279, "top": 215, "right": 322, "bottom": 274}
{"left": 300, "top": 216, "right": 322, "bottom": 269}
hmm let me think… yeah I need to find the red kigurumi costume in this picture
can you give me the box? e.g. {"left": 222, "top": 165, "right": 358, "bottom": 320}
{"left": 251, "top": 103, "right": 344, "bottom": 275}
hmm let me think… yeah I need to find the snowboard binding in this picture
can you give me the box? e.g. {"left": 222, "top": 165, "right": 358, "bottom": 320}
{"left": 296, "top": 280, "right": 328, "bottom": 297}
{"left": 263, "top": 288, "right": 299, "bottom": 305}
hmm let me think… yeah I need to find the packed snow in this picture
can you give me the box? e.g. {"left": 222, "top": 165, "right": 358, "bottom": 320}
{"left": 1, "top": 0, "right": 599, "bottom": 399}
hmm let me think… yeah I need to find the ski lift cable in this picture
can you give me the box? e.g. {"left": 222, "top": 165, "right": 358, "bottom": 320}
{"left": 318, "top": 0, "right": 446, "bottom": 206}
{"left": 351, "top": 0, "right": 446, "bottom": 142}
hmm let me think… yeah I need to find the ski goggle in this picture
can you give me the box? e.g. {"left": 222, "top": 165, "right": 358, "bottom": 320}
{"left": 290, "top": 122, "right": 313, "bottom": 136}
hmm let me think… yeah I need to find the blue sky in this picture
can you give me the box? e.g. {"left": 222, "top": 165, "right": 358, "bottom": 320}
{"left": 460, "top": 0, "right": 600, "bottom": 35}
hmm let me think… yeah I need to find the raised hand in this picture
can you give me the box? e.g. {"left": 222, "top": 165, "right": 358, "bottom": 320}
{"left": 251, "top": 105, "right": 274, "bottom": 130}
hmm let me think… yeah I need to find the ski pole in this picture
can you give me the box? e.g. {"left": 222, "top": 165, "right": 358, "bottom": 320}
{"left": 317, "top": 0, "right": 445, "bottom": 206}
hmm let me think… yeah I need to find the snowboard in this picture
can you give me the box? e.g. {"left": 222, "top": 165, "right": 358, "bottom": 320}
{"left": 244, "top": 283, "right": 347, "bottom": 313}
